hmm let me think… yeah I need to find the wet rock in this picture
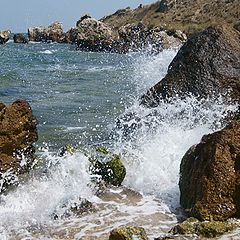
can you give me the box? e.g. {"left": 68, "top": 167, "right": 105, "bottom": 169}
{"left": 0, "top": 100, "right": 38, "bottom": 192}
{"left": 58, "top": 144, "right": 75, "bottom": 157}
{"left": 90, "top": 147, "right": 126, "bottom": 187}
{"left": 170, "top": 217, "right": 239, "bottom": 238}
{"left": 179, "top": 118, "right": 240, "bottom": 221}
{"left": 109, "top": 226, "right": 149, "bottom": 240}
{"left": 141, "top": 25, "right": 240, "bottom": 107}
{"left": 13, "top": 33, "right": 28, "bottom": 43}
{"left": 0, "top": 30, "right": 11, "bottom": 44}
{"left": 28, "top": 21, "right": 64, "bottom": 42}
{"left": 52, "top": 198, "right": 94, "bottom": 220}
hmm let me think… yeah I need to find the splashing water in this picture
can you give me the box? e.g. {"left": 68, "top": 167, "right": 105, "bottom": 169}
{"left": 0, "top": 44, "right": 238, "bottom": 239}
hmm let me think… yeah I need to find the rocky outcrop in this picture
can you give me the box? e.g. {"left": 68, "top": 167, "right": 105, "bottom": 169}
{"left": 0, "top": 30, "right": 11, "bottom": 44}
{"left": 28, "top": 22, "right": 64, "bottom": 42}
{"left": 0, "top": 100, "right": 38, "bottom": 192}
{"left": 141, "top": 25, "right": 240, "bottom": 107}
{"left": 114, "top": 22, "right": 186, "bottom": 53}
{"left": 179, "top": 118, "right": 240, "bottom": 221}
{"left": 13, "top": 33, "right": 28, "bottom": 44}
{"left": 74, "top": 15, "right": 115, "bottom": 51}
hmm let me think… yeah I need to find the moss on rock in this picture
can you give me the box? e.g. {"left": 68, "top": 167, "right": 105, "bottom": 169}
{"left": 109, "top": 226, "right": 148, "bottom": 240}
{"left": 170, "top": 218, "right": 239, "bottom": 238}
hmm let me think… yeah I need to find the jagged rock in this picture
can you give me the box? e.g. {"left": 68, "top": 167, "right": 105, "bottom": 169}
{"left": 170, "top": 217, "right": 239, "bottom": 238}
{"left": 64, "top": 27, "right": 79, "bottom": 43}
{"left": 75, "top": 15, "right": 115, "bottom": 51}
{"left": 58, "top": 144, "right": 75, "bottom": 157}
{"left": 13, "top": 33, "right": 28, "bottom": 43}
{"left": 141, "top": 25, "right": 240, "bottom": 107}
{"left": 179, "top": 119, "right": 240, "bottom": 221}
{"left": 0, "top": 100, "right": 38, "bottom": 192}
{"left": 0, "top": 30, "right": 11, "bottom": 44}
{"left": 28, "top": 21, "right": 64, "bottom": 42}
{"left": 109, "top": 226, "right": 148, "bottom": 240}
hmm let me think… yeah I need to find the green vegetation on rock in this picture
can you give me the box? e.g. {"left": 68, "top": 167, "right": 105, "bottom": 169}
{"left": 171, "top": 218, "right": 239, "bottom": 238}
{"left": 90, "top": 147, "right": 126, "bottom": 186}
{"left": 109, "top": 226, "right": 149, "bottom": 240}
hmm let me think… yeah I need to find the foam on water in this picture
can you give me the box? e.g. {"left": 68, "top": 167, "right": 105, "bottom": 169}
{"left": 0, "top": 47, "right": 238, "bottom": 239}
{"left": 0, "top": 152, "right": 94, "bottom": 238}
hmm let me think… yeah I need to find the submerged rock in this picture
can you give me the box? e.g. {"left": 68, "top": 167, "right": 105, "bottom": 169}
{"left": 141, "top": 25, "right": 240, "bottom": 107}
{"left": 170, "top": 217, "right": 239, "bottom": 238}
{"left": 28, "top": 21, "right": 64, "bottom": 42}
{"left": 179, "top": 118, "right": 240, "bottom": 221}
{"left": 0, "top": 100, "right": 38, "bottom": 192}
{"left": 0, "top": 30, "right": 11, "bottom": 44}
{"left": 13, "top": 33, "right": 28, "bottom": 43}
{"left": 109, "top": 226, "right": 148, "bottom": 240}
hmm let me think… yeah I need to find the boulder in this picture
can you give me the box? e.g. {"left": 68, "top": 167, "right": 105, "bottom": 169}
{"left": 28, "top": 21, "right": 64, "bottom": 42}
{"left": 0, "top": 100, "right": 38, "bottom": 192}
{"left": 141, "top": 25, "right": 240, "bottom": 107}
{"left": 0, "top": 30, "right": 11, "bottom": 44}
{"left": 109, "top": 226, "right": 148, "bottom": 240}
{"left": 179, "top": 118, "right": 240, "bottom": 221}
{"left": 13, "top": 33, "right": 28, "bottom": 44}
{"left": 75, "top": 15, "right": 115, "bottom": 51}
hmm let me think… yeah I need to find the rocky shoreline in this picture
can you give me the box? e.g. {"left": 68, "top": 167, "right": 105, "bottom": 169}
{"left": 0, "top": 0, "right": 240, "bottom": 239}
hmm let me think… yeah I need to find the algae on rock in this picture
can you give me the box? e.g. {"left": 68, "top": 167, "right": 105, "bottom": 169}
{"left": 109, "top": 226, "right": 148, "bottom": 240}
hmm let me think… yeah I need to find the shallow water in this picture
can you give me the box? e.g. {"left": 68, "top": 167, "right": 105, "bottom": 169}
{"left": 0, "top": 42, "right": 238, "bottom": 239}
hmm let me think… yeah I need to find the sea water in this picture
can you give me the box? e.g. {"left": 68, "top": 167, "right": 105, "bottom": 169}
{"left": 0, "top": 42, "right": 237, "bottom": 239}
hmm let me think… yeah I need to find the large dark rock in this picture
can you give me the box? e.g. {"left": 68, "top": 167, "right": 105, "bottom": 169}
{"left": 28, "top": 22, "right": 64, "bottom": 42}
{"left": 0, "top": 30, "right": 11, "bottom": 44}
{"left": 13, "top": 33, "right": 28, "bottom": 44}
{"left": 179, "top": 118, "right": 240, "bottom": 221}
{"left": 141, "top": 25, "right": 240, "bottom": 107}
{"left": 0, "top": 100, "right": 38, "bottom": 192}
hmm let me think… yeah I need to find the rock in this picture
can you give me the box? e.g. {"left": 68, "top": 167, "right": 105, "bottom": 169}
{"left": 90, "top": 147, "right": 126, "bottom": 186}
{"left": 0, "top": 100, "right": 38, "bottom": 192}
{"left": 179, "top": 118, "right": 240, "bottom": 221}
{"left": 156, "top": 0, "right": 174, "bottom": 13}
{"left": 75, "top": 15, "right": 115, "bottom": 51}
{"left": 28, "top": 21, "right": 64, "bottom": 42}
{"left": 170, "top": 217, "right": 239, "bottom": 238}
{"left": 64, "top": 27, "right": 79, "bottom": 43}
{"left": 0, "top": 30, "right": 11, "bottom": 44}
{"left": 109, "top": 226, "right": 149, "bottom": 240}
{"left": 141, "top": 25, "right": 240, "bottom": 107}
{"left": 13, "top": 33, "right": 28, "bottom": 43}
{"left": 58, "top": 144, "right": 75, "bottom": 157}
{"left": 52, "top": 198, "right": 94, "bottom": 220}
{"left": 115, "top": 22, "right": 184, "bottom": 53}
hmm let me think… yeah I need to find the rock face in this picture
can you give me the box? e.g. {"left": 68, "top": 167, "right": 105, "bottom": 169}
{"left": 13, "top": 33, "right": 28, "bottom": 44}
{"left": 0, "top": 100, "right": 38, "bottom": 192}
{"left": 141, "top": 25, "right": 240, "bottom": 107}
{"left": 0, "top": 30, "right": 11, "bottom": 44}
{"left": 179, "top": 119, "right": 240, "bottom": 221}
{"left": 28, "top": 22, "right": 64, "bottom": 42}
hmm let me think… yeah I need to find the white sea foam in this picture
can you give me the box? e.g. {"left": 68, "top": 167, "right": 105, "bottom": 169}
{"left": 0, "top": 152, "right": 94, "bottom": 238}
{"left": 40, "top": 50, "right": 54, "bottom": 54}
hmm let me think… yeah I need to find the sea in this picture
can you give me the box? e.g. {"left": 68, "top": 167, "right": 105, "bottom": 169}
{"left": 0, "top": 41, "right": 238, "bottom": 239}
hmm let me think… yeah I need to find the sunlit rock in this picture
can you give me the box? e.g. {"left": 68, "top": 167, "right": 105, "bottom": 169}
{"left": 0, "top": 100, "right": 38, "bottom": 192}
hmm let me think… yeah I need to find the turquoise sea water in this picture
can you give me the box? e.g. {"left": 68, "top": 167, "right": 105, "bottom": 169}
{"left": 0, "top": 42, "right": 237, "bottom": 239}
